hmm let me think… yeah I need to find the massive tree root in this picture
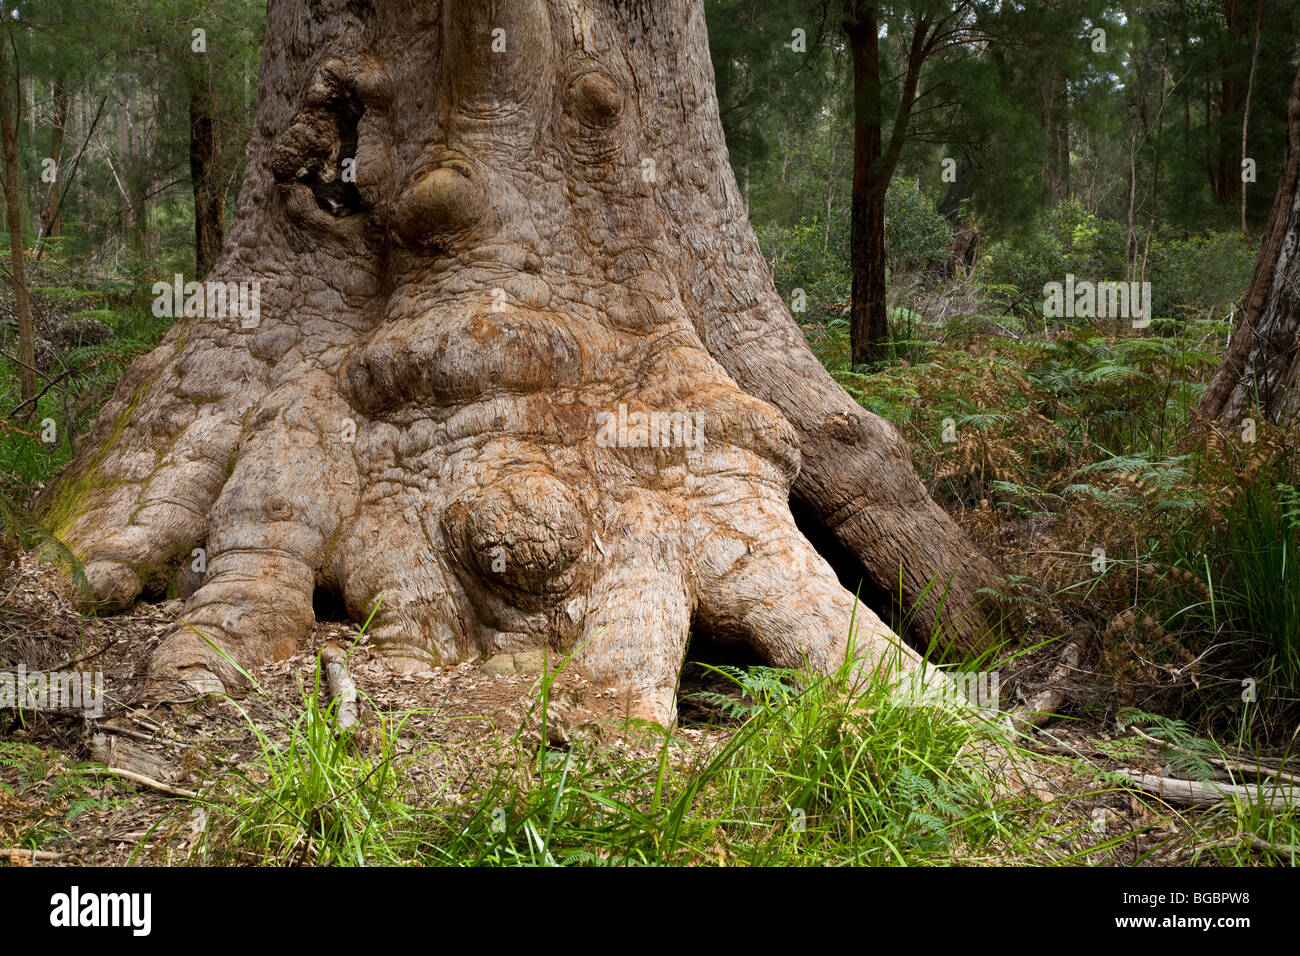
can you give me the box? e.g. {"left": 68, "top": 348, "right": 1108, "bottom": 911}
{"left": 39, "top": 0, "right": 1009, "bottom": 724}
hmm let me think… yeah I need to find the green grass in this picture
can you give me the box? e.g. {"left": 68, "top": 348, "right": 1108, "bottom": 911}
{"left": 182, "top": 635, "right": 1069, "bottom": 866}
{"left": 191, "top": 670, "right": 425, "bottom": 866}
{"left": 1149, "top": 453, "right": 1300, "bottom": 736}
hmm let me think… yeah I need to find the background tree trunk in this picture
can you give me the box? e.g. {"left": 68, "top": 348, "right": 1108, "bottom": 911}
{"left": 40, "top": 76, "right": 69, "bottom": 242}
{"left": 189, "top": 73, "right": 224, "bottom": 278}
{"left": 1199, "top": 63, "right": 1300, "bottom": 425}
{"left": 845, "top": 0, "right": 890, "bottom": 367}
{"left": 1212, "top": 0, "right": 1247, "bottom": 207}
{"left": 0, "top": 53, "right": 35, "bottom": 402}
{"left": 1240, "top": 0, "right": 1262, "bottom": 235}
{"left": 1044, "top": 69, "right": 1071, "bottom": 205}
{"left": 40, "top": 0, "right": 1007, "bottom": 721}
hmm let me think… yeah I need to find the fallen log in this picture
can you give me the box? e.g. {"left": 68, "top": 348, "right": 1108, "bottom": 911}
{"left": 1113, "top": 769, "right": 1300, "bottom": 811}
{"left": 90, "top": 766, "right": 199, "bottom": 800}
{"left": 89, "top": 732, "right": 175, "bottom": 782}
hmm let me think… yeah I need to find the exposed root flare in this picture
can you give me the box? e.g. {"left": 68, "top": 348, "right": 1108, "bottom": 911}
{"left": 40, "top": 0, "right": 1004, "bottom": 729}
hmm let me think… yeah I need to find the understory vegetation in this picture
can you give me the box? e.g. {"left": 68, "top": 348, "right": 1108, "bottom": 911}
{"left": 792, "top": 201, "right": 1298, "bottom": 746}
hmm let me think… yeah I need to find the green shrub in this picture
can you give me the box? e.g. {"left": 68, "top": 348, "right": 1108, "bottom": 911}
{"left": 884, "top": 176, "right": 952, "bottom": 274}
{"left": 755, "top": 218, "right": 849, "bottom": 325}
{"left": 978, "top": 203, "right": 1254, "bottom": 329}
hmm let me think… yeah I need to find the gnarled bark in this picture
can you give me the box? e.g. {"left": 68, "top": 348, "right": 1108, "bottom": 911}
{"left": 40, "top": 0, "right": 1007, "bottom": 724}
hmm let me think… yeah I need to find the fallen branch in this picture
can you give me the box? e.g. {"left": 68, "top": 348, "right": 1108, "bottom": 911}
{"left": 91, "top": 721, "right": 166, "bottom": 746}
{"left": 88, "top": 733, "right": 198, "bottom": 799}
{"left": 1242, "top": 833, "right": 1299, "bottom": 855}
{"left": 1113, "top": 769, "right": 1300, "bottom": 811}
{"left": 54, "top": 637, "right": 120, "bottom": 673}
{"left": 9, "top": 367, "right": 72, "bottom": 420}
{"left": 92, "top": 766, "right": 199, "bottom": 800}
{"left": 124, "top": 708, "right": 186, "bottom": 743}
{"left": 4, "top": 847, "right": 68, "bottom": 864}
{"left": 1129, "top": 724, "right": 1300, "bottom": 787}
{"left": 322, "top": 642, "right": 359, "bottom": 731}
{"left": 1010, "top": 632, "right": 1083, "bottom": 732}
{"left": 0, "top": 418, "right": 36, "bottom": 439}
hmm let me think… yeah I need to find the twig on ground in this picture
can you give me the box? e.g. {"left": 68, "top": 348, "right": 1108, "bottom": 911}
{"left": 1010, "top": 632, "right": 1084, "bottom": 732}
{"left": 1128, "top": 723, "right": 1300, "bottom": 786}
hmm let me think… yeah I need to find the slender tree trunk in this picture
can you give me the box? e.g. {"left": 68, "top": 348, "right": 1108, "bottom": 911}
{"left": 1180, "top": 28, "right": 1191, "bottom": 158}
{"left": 1213, "top": 0, "right": 1247, "bottom": 207}
{"left": 1205, "top": 69, "right": 1216, "bottom": 193}
{"left": 24, "top": 68, "right": 34, "bottom": 140}
{"left": 1043, "top": 70, "right": 1071, "bottom": 204}
{"left": 129, "top": 85, "right": 151, "bottom": 258}
{"left": 1241, "top": 0, "right": 1263, "bottom": 234}
{"left": 1200, "top": 63, "right": 1300, "bottom": 425}
{"left": 113, "top": 89, "right": 133, "bottom": 252}
{"left": 1152, "top": 45, "right": 1168, "bottom": 226}
{"left": 189, "top": 74, "right": 224, "bottom": 277}
{"left": 823, "top": 160, "right": 835, "bottom": 250}
{"left": 844, "top": 0, "right": 889, "bottom": 366}
{"left": 40, "top": 0, "right": 1006, "bottom": 722}
{"left": 1126, "top": 127, "right": 1138, "bottom": 278}
{"left": 0, "top": 55, "right": 35, "bottom": 401}
{"left": 40, "top": 76, "right": 69, "bottom": 241}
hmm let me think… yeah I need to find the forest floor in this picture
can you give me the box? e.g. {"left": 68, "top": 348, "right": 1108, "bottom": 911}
{"left": 0, "top": 551, "right": 1294, "bottom": 867}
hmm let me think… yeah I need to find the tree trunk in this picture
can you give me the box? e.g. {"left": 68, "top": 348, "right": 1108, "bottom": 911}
{"left": 39, "top": 0, "right": 1008, "bottom": 724}
{"left": 845, "top": 1, "right": 889, "bottom": 367}
{"left": 1043, "top": 70, "right": 1070, "bottom": 205}
{"left": 1213, "top": 0, "right": 1248, "bottom": 208}
{"left": 40, "top": 76, "right": 69, "bottom": 242}
{"left": 1241, "top": 0, "right": 1262, "bottom": 235}
{"left": 189, "top": 74, "right": 224, "bottom": 278}
{"left": 0, "top": 54, "right": 35, "bottom": 401}
{"left": 1199, "top": 63, "right": 1300, "bottom": 425}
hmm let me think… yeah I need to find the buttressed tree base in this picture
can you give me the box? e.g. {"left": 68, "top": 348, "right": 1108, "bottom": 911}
{"left": 40, "top": 0, "right": 1008, "bottom": 724}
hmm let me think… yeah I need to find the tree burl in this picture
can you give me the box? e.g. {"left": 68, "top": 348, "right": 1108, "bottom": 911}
{"left": 40, "top": 0, "right": 1008, "bottom": 723}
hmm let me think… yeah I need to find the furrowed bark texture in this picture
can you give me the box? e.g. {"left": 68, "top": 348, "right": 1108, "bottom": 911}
{"left": 40, "top": 0, "right": 1004, "bottom": 723}
{"left": 1199, "top": 63, "right": 1300, "bottom": 426}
